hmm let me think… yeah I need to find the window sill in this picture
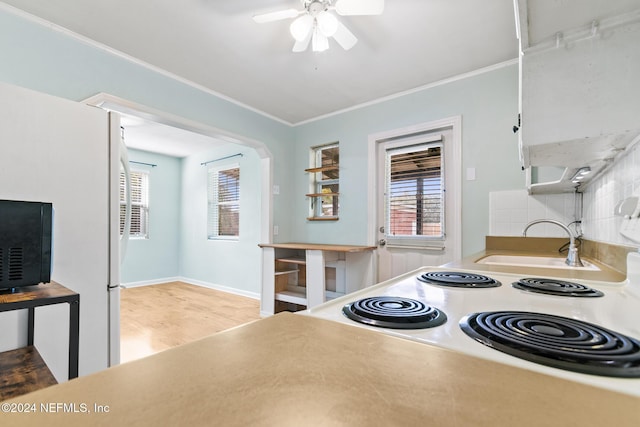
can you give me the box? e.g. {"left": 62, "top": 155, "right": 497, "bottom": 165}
{"left": 306, "top": 217, "right": 339, "bottom": 222}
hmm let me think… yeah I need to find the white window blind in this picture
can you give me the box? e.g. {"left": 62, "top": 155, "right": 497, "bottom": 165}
{"left": 120, "top": 170, "right": 149, "bottom": 238}
{"left": 208, "top": 165, "right": 240, "bottom": 239}
{"left": 385, "top": 142, "right": 444, "bottom": 245}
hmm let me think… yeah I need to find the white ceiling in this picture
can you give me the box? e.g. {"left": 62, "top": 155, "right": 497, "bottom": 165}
{"left": 2, "top": 0, "right": 638, "bottom": 156}
{"left": 119, "top": 113, "right": 225, "bottom": 158}
{"left": 2, "top": 0, "right": 520, "bottom": 125}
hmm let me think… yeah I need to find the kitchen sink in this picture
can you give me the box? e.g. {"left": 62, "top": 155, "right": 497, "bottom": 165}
{"left": 476, "top": 255, "right": 601, "bottom": 271}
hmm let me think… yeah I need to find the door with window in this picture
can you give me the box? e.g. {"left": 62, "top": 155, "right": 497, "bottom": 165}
{"left": 375, "top": 121, "right": 460, "bottom": 281}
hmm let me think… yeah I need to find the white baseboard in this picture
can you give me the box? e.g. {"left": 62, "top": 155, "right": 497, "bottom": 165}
{"left": 176, "top": 277, "right": 260, "bottom": 300}
{"left": 121, "top": 277, "right": 260, "bottom": 300}
{"left": 120, "top": 277, "right": 181, "bottom": 288}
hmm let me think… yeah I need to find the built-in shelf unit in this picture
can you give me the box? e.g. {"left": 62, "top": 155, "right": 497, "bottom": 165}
{"left": 259, "top": 243, "right": 376, "bottom": 316}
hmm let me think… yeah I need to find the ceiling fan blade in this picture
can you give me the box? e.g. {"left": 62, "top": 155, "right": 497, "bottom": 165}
{"left": 332, "top": 21, "right": 358, "bottom": 50}
{"left": 252, "top": 8, "right": 300, "bottom": 23}
{"left": 335, "top": 0, "right": 384, "bottom": 16}
{"left": 292, "top": 30, "right": 312, "bottom": 52}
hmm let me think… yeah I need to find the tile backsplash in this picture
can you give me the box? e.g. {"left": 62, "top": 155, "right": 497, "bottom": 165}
{"left": 489, "top": 190, "right": 578, "bottom": 238}
{"left": 582, "top": 140, "right": 640, "bottom": 247}
{"left": 489, "top": 140, "right": 640, "bottom": 248}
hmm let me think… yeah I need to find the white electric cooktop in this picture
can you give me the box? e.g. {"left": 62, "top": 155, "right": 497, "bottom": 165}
{"left": 305, "top": 258, "right": 640, "bottom": 397}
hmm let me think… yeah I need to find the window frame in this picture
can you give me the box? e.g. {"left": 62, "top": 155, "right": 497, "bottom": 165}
{"left": 207, "top": 163, "right": 240, "bottom": 240}
{"left": 307, "top": 142, "right": 339, "bottom": 221}
{"left": 384, "top": 136, "right": 445, "bottom": 248}
{"left": 120, "top": 168, "right": 150, "bottom": 239}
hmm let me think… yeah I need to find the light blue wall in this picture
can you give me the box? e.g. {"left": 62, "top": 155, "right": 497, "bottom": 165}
{"left": 179, "top": 146, "right": 262, "bottom": 294}
{"left": 120, "top": 149, "right": 181, "bottom": 284}
{"left": 0, "top": 7, "right": 292, "bottom": 289}
{"left": 0, "top": 6, "right": 525, "bottom": 290}
{"left": 0, "top": 7, "right": 294, "bottom": 241}
{"left": 118, "top": 145, "right": 264, "bottom": 292}
{"left": 292, "top": 64, "right": 522, "bottom": 256}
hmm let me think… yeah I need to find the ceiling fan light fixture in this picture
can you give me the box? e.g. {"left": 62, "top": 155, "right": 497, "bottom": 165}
{"left": 316, "top": 11, "right": 338, "bottom": 37}
{"left": 312, "top": 27, "right": 330, "bottom": 52}
{"left": 290, "top": 14, "right": 314, "bottom": 41}
{"left": 254, "top": 0, "right": 385, "bottom": 53}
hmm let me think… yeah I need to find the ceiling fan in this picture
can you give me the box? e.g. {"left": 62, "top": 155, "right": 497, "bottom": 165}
{"left": 252, "top": 0, "right": 384, "bottom": 52}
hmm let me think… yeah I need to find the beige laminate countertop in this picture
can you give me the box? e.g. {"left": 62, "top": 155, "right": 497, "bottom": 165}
{"left": 3, "top": 313, "right": 638, "bottom": 426}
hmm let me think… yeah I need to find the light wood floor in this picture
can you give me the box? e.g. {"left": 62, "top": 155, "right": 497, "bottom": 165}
{"left": 120, "top": 281, "right": 261, "bottom": 363}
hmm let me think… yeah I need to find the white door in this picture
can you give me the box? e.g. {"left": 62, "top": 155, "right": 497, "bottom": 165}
{"left": 372, "top": 118, "right": 461, "bottom": 282}
{"left": 0, "top": 82, "right": 119, "bottom": 379}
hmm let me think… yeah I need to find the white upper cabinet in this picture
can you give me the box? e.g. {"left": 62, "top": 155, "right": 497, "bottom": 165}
{"left": 515, "top": 1, "right": 640, "bottom": 193}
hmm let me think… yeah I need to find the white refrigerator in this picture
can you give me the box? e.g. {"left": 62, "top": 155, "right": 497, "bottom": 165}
{"left": 0, "top": 81, "right": 124, "bottom": 381}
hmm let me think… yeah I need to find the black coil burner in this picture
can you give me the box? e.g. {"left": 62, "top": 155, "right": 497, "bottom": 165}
{"left": 417, "top": 271, "right": 501, "bottom": 288}
{"left": 513, "top": 278, "right": 604, "bottom": 297}
{"left": 342, "top": 296, "right": 447, "bottom": 329}
{"left": 460, "top": 311, "right": 640, "bottom": 377}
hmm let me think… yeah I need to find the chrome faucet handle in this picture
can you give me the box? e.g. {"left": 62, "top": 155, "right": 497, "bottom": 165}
{"left": 565, "top": 245, "right": 583, "bottom": 267}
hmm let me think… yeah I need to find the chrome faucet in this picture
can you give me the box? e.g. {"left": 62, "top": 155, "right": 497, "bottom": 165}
{"left": 522, "top": 219, "right": 583, "bottom": 267}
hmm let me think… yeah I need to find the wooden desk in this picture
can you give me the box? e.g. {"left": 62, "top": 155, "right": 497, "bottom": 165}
{"left": 0, "top": 282, "right": 79, "bottom": 400}
{"left": 259, "top": 243, "right": 376, "bottom": 315}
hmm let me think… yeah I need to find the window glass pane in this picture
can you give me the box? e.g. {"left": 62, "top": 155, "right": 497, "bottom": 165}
{"left": 218, "top": 168, "right": 240, "bottom": 203}
{"left": 319, "top": 183, "right": 339, "bottom": 217}
{"left": 119, "top": 170, "right": 149, "bottom": 238}
{"left": 310, "top": 143, "right": 339, "bottom": 219}
{"left": 218, "top": 205, "right": 239, "bottom": 236}
{"left": 320, "top": 145, "right": 339, "bottom": 180}
{"left": 208, "top": 165, "right": 240, "bottom": 239}
{"left": 387, "top": 144, "right": 443, "bottom": 239}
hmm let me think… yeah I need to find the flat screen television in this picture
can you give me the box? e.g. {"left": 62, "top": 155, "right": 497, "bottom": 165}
{"left": 0, "top": 200, "right": 53, "bottom": 290}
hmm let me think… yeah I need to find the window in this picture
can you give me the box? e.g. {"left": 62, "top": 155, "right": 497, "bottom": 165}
{"left": 120, "top": 170, "right": 149, "bottom": 238}
{"left": 306, "top": 143, "right": 339, "bottom": 220}
{"left": 385, "top": 141, "right": 444, "bottom": 245}
{"left": 208, "top": 165, "right": 240, "bottom": 239}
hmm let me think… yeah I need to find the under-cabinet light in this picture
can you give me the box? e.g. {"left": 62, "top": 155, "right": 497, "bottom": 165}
{"left": 571, "top": 167, "right": 592, "bottom": 184}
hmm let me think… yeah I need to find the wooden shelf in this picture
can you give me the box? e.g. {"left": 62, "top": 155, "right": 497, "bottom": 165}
{"left": 307, "top": 217, "right": 339, "bottom": 222}
{"left": 260, "top": 243, "right": 377, "bottom": 252}
{"left": 306, "top": 193, "right": 339, "bottom": 197}
{"left": 304, "top": 166, "right": 339, "bottom": 173}
{"left": 275, "top": 286, "right": 308, "bottom": 305}
{"left": 275, "top": 269, "right": 299, "bottom": 276}
{"left": 275, "top": 285, "right": 344, "bottom": 306}
{"left": 0, "top": 346, "right": 57, "bottom": 400}
{"left": 276, "top": 257, "right": 306, "bottom": 265}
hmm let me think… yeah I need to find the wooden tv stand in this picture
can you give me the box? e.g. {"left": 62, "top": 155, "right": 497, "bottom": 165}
{"left": 0, "top": 281, "right": 79, "bottom": 400}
